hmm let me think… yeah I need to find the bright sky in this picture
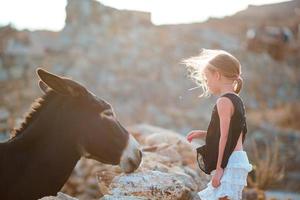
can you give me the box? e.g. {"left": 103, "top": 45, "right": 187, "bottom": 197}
{"left": 0, "top": 0, "right": 291, "bottom": 31}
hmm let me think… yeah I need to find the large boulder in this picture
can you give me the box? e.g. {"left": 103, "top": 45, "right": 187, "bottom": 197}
{"left": 39, "top": 192, "right": 78, "bottom": 200}
{"left": 107, "top": 170, "right": 195, "bottom": 200}
{"left": 100, "top": 195, "right": 149, "bottom": 200}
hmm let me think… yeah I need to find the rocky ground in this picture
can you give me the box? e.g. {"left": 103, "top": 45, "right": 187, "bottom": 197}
{"left": 39, "top": 124, "right": 265, "bottom": 200}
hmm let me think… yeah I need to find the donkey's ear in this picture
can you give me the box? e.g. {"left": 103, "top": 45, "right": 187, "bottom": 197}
{"left": 36, "top": 68, "right": 87, "bottom": 97}
{"left": 38, "top": 80, "right": 50, "bottom": 94}
{"left": 36, "top": 68, "right": 71, "bottom": 96}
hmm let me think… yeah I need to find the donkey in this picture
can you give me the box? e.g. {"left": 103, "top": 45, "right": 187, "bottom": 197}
{"left": 0, "top": 68, "right": 142, "bottom": 200}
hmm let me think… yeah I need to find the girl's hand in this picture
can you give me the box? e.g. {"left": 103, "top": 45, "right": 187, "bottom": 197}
{"left": 186, "top": 130, "right": 206, "bottom": 143}
{"left": 211, "top": 168, "right": 224, "bottom": 188}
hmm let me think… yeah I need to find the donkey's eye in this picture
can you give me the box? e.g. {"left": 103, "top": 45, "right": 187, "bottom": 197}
{"left": 99, "top": 109, "right": 115, "bottom": 118}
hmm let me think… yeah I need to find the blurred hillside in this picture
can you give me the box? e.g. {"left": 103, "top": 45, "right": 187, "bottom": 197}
{"left": 202, "top": 0, "right": 300, "bottom": 35}
{"left": 1, "top": 0, "right": 299, "bottom": 132}
{"left": 0, "top": 0, "right": 300, "bottom": 194}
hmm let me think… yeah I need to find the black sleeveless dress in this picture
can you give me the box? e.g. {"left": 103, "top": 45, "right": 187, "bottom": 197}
{"left": 196, "top": 93, "right": 247, "bottom": 175}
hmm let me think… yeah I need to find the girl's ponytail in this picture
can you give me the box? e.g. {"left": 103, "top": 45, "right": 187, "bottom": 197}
{"left": 234, "top": 76, "right": 243, "bottom": 94}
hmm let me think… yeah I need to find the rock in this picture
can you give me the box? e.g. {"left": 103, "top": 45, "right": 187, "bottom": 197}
{"left": 65, "top": 0, "right": 151, "bottom": 28}
{"left": 100, "top": 195, "right": 149, "bottom": 200}
{"left": 137, "top": 151, "right": 178, "bottom": 171}
{"left": 108, "top": 170, "right": 194, "bottom": 200}
{"left": 61, "top": 158, "right": 110, "bottom": 198}
{"left": 61, "top": 123, "right": 210, "bottom": 199}
{"left": 127, "top": 124, "right": 180, "bottom": 144}
{"left": 144, "top": 131, "right": 196, "bottom": 167}
{"left": 39, "top": 192, "right": 78, "bottom": 200}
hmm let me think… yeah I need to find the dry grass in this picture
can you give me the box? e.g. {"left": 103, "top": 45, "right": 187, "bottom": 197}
{"left": 247, "top": 136, "right": 285, "bottom": 190}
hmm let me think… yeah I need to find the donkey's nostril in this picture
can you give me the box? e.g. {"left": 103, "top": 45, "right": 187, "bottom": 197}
{"left": 128, "top": 158, "right": 138, "bottom": 170}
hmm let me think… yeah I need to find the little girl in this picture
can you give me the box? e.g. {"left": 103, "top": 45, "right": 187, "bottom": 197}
{"left": 183, "top": 49, "right": 252, "bottom": 200}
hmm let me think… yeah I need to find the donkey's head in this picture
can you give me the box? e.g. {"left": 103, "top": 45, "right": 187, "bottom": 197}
{"left": 37, "top": 68, "right": 142, "bottom": 173}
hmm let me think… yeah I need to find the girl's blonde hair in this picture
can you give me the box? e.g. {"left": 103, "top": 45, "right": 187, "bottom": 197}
{"left": 182, "top": 48, "right": 243, "bottom": 97}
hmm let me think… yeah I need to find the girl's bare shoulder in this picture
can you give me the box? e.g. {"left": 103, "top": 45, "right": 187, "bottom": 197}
{"left": 216, "top": 97, "right": 234, "bottom": 117}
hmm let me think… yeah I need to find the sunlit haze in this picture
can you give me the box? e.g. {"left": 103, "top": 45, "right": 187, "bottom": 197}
{"left": 0, "top": 0, "right": 291, "bottom": 31}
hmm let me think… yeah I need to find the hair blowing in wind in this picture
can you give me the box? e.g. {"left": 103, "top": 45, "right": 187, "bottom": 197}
{"left": 182, "top": 48, "right": 243, "bottom": 98}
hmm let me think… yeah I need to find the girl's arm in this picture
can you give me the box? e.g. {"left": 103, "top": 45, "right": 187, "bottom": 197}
{"left": 194, "top": 130, "right": 207, "bottom": 138}
{"left": 216, "top": 97, "right": 234, "bottom": 169}
{"left": 186, "top": 130, "right": 207, "bottom": 142}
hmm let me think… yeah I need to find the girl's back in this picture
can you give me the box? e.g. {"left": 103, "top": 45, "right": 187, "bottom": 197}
{"left": 200, "top": 92, "right": 248, "bottom": 174}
